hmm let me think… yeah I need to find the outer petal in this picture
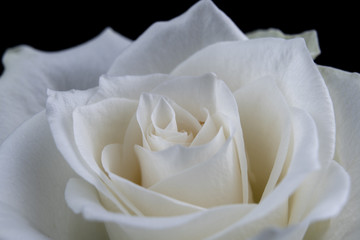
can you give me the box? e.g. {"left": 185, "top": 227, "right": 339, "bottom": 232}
{"left": 0, "top": 111, "right": 108, "bottom": 239}
{"left": 0, "top": 28, "right": 130, "bottom": 143}
{"left": 63, "top": 85, "right": 327, "bottom": 240}
{"left": 171, "top": 38, "right": 335, "bottom": 168}
{"left": 0, "top": 203, "right": 50, "bottom": 240}
{"left": 108, "top": 0, "right": 246, "bottom": 76}
{"left": 319, "top": 66, "right": 360, "bottom": 240}
{"left": 246, "top": 28, "right": 321, "bottom": 59}
{"left": 234, "top": 77, "right": 292, "bottom": 203}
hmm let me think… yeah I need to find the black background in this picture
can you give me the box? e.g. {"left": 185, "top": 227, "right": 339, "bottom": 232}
{"left": 0, "top": 1, "right": 358, "bottom": 74}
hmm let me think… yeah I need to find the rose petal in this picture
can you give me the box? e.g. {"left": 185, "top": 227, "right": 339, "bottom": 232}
{"left": 134, "top": 73, "right": 250, "bottom": 204}
{"left": 208, "top": 106, "right": 321, "bottom": 239}
{"left": 191, "top": 109, "right": 218, "bottom": 146}
{"left": 297, "top": 161, "right": 350, "bottom": 239}
{"left": 66, "top": 178, "right": 263, "bottom": 239}
{"left": 135, "top": 126, "right": 226, "bottom": 188}
{"left": 0, "top": 112, "right": 107, "bottom": 239}
{"left": 73, "top": 98, "right": 139, "bottom": 183}
{"left": 47, "top": 88, "right": 99, "bottom": 185}
{"left": 67, "top": 177, "right": 292, "bottom": 239}
{"left": 171, "top": 38, "right": 335, "bottom": 168}
{"left": 246, "top": 28, "right": 321, "bottom": 59}
{"left": 46, "top": 74, "right": 183, "bottom": 216}
{"left": 101, "top": 150, "right": 204, "bottom": 216}
{"left": 89, "top": 74, "right": 169, "bottom": 103}
{"left": 0, "top": 28, "right": 130, "bottom": 143}
{"left": 319, "top": 66, "right": 360, "bottom": 239}
{"left": 47, "top": 88, "right": 130, "bottom": 214}
{"left": 234, "top": 77, "right": 292, "bottom": 203}
{"left": 149, "top": 137, "right": 243, "bottom": 208}
{"left": 151, "top": 73, "right": 239, "bottom": 130}
{"left": 107, "top": 0, "right": 246, "bottom": 76}
{"left": 0, "top": 202, "right": 50, "bottom": 240}
{"left": 136, "top": 94, "right": 200, "bottom": 152}
{"left": 242, "top": 160, "right": 350, "bottom": 240}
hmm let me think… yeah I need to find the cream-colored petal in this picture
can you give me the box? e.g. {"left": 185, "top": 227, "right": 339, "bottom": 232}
{"left": 47, "top": 88, "right": 136, "bottom": 215}
{"left": 0, "top": 112, "right": 107, "bottom": 239}
{"left": 66, "top": 178, "right": 261, "bottom": 240}
{"left": 108, "top": 0, "right": 246, "bottom": 76}
{"left": 171, "top": 39, "right": 335, "bottom": 169}
{"left": 136, "top": 126, "right": 226, "bottom": 188}
{"left": 0, "top": 202, "right": 50, "bottom": 240}
{"left": 151, "top": 73, "right": 239, "bottom": 125}
{"left": 246, "top": 28, "right": 320, "bottom": 59}
{"left": 101, "top": 143, "right": 204, "bottom": 217}
{"left": 234, "top": 77, "right": 292, "bottom": 203}
{"left": 293, "top": 161, "right": 350, "bottom": 227}
{"left": 89, "top": 73, "right": 169, "bottom": 103}
{"left": 73, "top": 98, "right": 138, "bottom": 180}
{"left": 150, "top": 137, "right": 243, "bottom": 208}
{"left": 210, "top": 106, "right": 321, "bottom": 238}
{"left": 319, "top": 66, "right": 360, "bottom": 239}
{"left": 0, "top": 28, "right": 130, "bottom": 143}
{"left": 191, "top": 109, "right": 218, "bottom": 146}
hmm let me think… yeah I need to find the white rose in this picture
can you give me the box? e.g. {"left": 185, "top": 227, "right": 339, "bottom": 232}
{"left": 0, "top": 1, "right": 358, "bottom": 240}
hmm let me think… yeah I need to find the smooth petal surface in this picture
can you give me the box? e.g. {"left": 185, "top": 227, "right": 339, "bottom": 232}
{"left": 47, "top": 87, "right": 138, "bottom": 216}
{"left": 67, "top": 178, "right": 289, "bottom": 240}
{"left": 135, "top": 126, "right": 226, "bottom": 188}
{"left": 89, "top": 74, "right": 169, "bottom": 103}
{"left": 207, "top": 106, "right": 321, "bottom": 239}
{"left": 108, "top": 0, "right": 246, "bottom": 76}
{"left": 0, "top": 28, "right": 130, "bottom": 143}
{"left": 0, "top": 112, "right": 108, "bottom": 239}
{"left": 134, "top": 73, "right": 249, "bottom": 205}
{"left": 246, "top": 28, "right": 320, "bottom": 59}
{"left": 242, "top": 160, "right": 350, "bottom": 240}
{"left": 101, "top": 163, "right": 204, "bottom": 216}
{"left": 149, "top": 138, "right": 243, "bottom": 208}
{"left": 319, "top": 66, "right": 360, "bottom": 240}
{"left": 73, "top": 98, "right": 139, "bottom": 183}
{"left": 47, "top": 88, "right": 100, "bottom": 186}
{"left": 171, "top": 38, "right": 335, "bottom": 168}
{"left": 234, "top": 77, "right": 292, "bottom": 203}
{"left": 66, "top": 178, "right": 263, "bottom": 240}
{"left": 0, "top": 203, "right": 50, "bottom": 240}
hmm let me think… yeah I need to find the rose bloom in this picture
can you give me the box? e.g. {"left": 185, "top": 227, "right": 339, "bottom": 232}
{"left": 0, "top": 1, "right": 359, "bottom": 239}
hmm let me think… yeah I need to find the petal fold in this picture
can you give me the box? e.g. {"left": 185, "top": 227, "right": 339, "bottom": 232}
{"left": 171, "top": 38, "right": 335, "bottom": 168}
{"left": 108, "top": 0, "right": 246, "bottom": 76}
{"left": 0, "top": 112, "right": 108, "bottom": 239}
{"left": 246, "top": 28, "right": 320, "bottom": 59}
{"left": 0, "top": 28, "right": 130, "bottom": 143}
{"left": 234, "top": 77, "right": 292, "bottom": 203}
{"left": 319, "top": 66, "right": 360, "bottom": 239}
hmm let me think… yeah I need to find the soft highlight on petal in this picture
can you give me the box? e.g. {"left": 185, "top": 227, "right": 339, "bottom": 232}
{"left": 319, "top": 66, "right": 360, "bottom": 239}
{"left": 234, "top": 77, "right": 292, "bottom": 203}
{"left": 171, "top": 38, "right": 335, "bottom": 170}
{"left": 246, "top": 28, "right": 320, "bottom": 59}
{"left": 73, "top": 98, "right": 139, "bottom": 182}
{"left": 0, "top": 28, "right": 130, "bottom": 143}
{"left": 0, "top": 202, "right": 50, "bottom": 240}
{"left": 108, "top": 0, "right": 246, "bottom": 76}
{"left": 0, "top": 112, "right": 108, "bottom": 239}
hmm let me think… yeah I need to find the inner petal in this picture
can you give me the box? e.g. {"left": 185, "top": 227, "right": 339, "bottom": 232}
{"left": 151, "top": 96, "right": 177, "bottom": 132}
{"left": 171, "top": 38, "right": 335, "bottom": 173}
{"left": 73, "top": 98, "right": 138, "bottom": 173}
{"left": 234, "top": 77, "right": 292, "bottom": 203}
{"left": 137, "top": 93, "right": 201, "bottom": 152}
{"left": 191, "top": 109, "right": 218, "bottom": 146}
{"left": 149, "top": 137, "right": 243, "bottom": 208}
{"left": 136, "top": 126, "right": 227, "bottom": 188}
